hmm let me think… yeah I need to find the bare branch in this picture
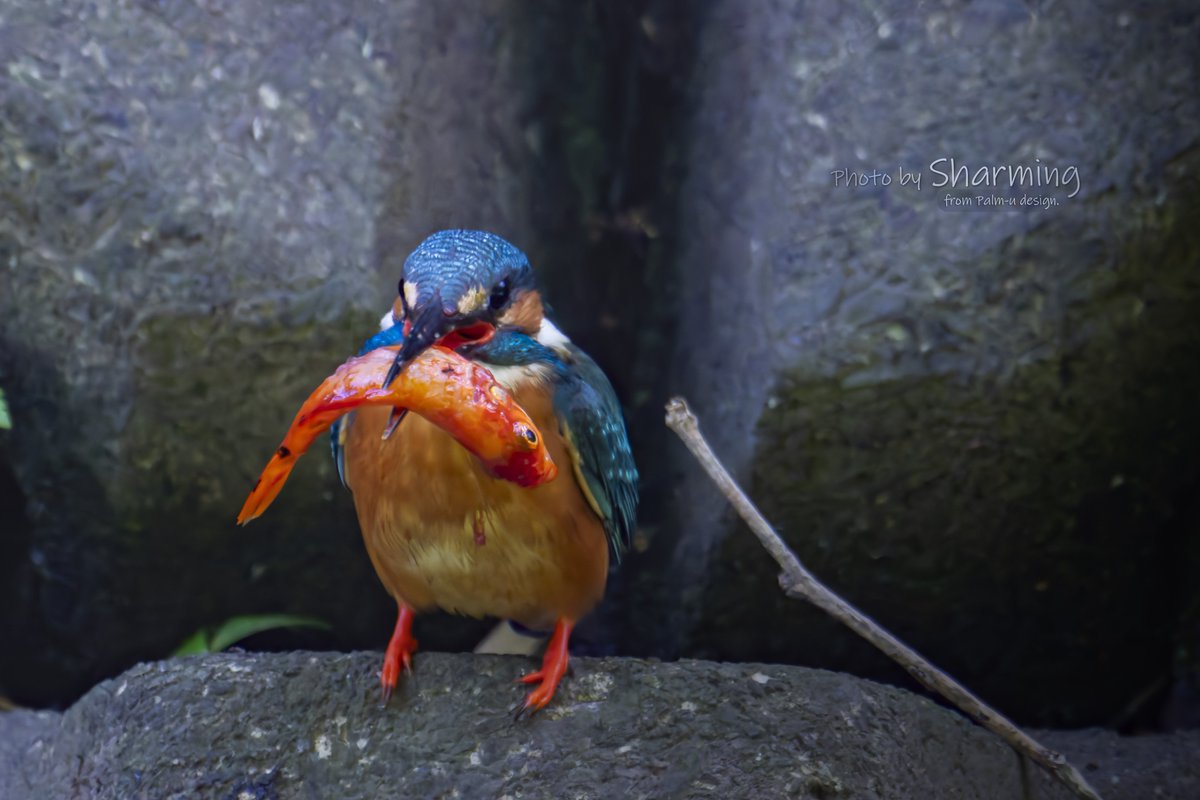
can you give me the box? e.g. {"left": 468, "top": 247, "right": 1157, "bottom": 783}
{"left": 665, "top": 396, "right": 1103, "bottom": 800}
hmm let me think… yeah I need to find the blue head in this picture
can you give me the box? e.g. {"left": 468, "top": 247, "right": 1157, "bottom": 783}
{"left": 383, "top": 230, "right": 542, "bottom": 385}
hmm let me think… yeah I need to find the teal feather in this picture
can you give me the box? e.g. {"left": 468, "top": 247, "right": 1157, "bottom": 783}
{"left": 551, "top": 344, "right": 639, "bottom": 563}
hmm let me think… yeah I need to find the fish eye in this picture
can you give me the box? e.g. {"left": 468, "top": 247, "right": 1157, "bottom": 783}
{"left": 489, "top": 278, "right": 510, "bottom": 310}
{"left": 518, "top": 425, "right": 538, "bottom": 447}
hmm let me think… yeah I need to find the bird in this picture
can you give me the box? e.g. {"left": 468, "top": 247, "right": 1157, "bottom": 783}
{"left": 330, "top": 229, "right": 638, "bottom": 715}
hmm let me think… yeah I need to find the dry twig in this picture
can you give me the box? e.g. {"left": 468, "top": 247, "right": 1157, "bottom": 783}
{"left": 664, "top": 397, "right": 1103, "bottom": 800}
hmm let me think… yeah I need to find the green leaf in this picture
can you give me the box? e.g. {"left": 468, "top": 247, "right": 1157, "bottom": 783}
{"left": 207, "top": 614, "right": 330, "bottom": 653}
{"left": 172, "top": 629, "right": 213, "bottom": 657}
{"left": 172, "top": 614, "right": 330, "bottom": 657}
{"left": 0, "top": 388, "right": 10, "bottom": 430}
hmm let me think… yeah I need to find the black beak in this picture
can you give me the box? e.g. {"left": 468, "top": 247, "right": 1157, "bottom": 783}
{"left": 382, "top": 300, "right": 449, "bottom": 389}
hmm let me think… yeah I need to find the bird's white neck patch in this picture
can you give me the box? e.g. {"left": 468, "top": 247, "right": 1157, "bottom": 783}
{"left": 379, "top": 310, "right": 396, "bottom": 331}
{"left": 534, "top": 318, "right": 571, "bottom": 355}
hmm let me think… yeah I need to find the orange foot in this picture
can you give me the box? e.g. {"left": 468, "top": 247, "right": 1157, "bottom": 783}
{"left": 515, "top": 617, "right": 574, "bottom": 718}
{"left": 381, "top": 604, "right": 418, "bottom": 706}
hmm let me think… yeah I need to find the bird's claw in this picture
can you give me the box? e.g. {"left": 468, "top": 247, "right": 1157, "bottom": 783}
{"left": 380, "top": 645, "right": 416, "bottom": 703}
{"left": 511, "top": 618, "right": 573, "bottom": 719}
{"left": 513, "top": 678, "right": 557, "bottom": 719}
{"left": 379, "top": 606, "right": 418, "bottom": 708}
{"left": 516, "top": 669, "right": 546, "bottom": 686}
{"left": 511, "top": 668, "right": 553, "bottom": 718}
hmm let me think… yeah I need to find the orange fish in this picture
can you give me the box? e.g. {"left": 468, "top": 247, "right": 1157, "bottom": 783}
{"left": 237, "top": 346, "right": 557, "bottom": 524}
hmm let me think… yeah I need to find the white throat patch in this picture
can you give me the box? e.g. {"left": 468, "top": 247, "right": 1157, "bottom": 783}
{"left": 534, "top": 318, "right": 571, "bottom": 355}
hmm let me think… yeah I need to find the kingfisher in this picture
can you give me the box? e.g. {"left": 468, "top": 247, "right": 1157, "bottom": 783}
{"left": 331, "top": 229, "right": 638, "bottom": 715}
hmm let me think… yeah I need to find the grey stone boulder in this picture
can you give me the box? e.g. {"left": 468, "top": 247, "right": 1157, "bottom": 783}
{"left": 3, "top": 651, "right": 1197, "bottom": 799}
{"left": 635, "top": 0, "right": 1200, "bottom": 726}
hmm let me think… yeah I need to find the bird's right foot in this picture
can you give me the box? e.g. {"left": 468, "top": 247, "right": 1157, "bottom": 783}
{"left": 381, "top": 604, "right": 418, "bottom": 706}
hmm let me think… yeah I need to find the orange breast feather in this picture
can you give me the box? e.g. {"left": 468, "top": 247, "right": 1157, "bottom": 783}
{"left": 346, "top": 383, "right": 610, "bottom": 628}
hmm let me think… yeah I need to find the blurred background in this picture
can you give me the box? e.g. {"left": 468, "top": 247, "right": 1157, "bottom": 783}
{"left": 1, "top": 0, "right": 1197, "bottom": 734}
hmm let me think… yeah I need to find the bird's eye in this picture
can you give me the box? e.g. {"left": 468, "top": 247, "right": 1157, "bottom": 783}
{"left": 489, "top": 278, "right": 510, "bottom": 310}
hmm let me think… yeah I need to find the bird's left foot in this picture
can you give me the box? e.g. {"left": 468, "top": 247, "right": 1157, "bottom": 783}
{"left": 381, "top": 604, "right": 418, "bottom": 706}
{"left": 515, "top": 618, "right": 573, "bottom": 718}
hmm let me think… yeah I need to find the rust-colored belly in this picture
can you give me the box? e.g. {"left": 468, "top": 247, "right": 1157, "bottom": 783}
{"left": 343, "top": 387, "right": 609, "bottom": 629}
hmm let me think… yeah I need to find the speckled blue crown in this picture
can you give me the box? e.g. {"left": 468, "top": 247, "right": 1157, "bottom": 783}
{"left": 403, "top": 230, "right": 532, "bottom": 314}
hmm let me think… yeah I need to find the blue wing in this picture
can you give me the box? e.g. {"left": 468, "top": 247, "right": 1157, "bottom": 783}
{"left": 551, "top": 345, "right": 639, "bottom": 563}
